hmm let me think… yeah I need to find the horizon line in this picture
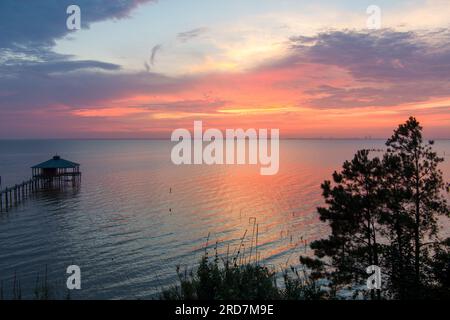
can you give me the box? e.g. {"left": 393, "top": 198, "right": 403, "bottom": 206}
{"left": 1, "top": 137, "right": 450, "bottom": 141}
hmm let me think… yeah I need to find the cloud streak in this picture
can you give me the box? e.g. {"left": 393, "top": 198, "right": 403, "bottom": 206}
{"left": 177, "top": 27, "right": 209, "bottom": 43}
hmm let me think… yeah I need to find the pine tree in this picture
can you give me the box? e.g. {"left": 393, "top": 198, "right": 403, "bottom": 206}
{"left": 305, "top": 149, "right": 384, "bottom": 298}
{"left": 384, "top": 116, "right": 449, "bottom": 297}
{"left": 302, "top": 117, "right": 450, "bottom": 299}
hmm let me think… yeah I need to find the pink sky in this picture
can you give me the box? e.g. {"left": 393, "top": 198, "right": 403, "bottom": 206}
{"left": 1, "top": 1, "right": 449, "bottom": 138}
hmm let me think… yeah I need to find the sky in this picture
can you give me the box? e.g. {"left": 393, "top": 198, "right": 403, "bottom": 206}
{"left": 0, "top": 0, "right": 450, "bottom": 139}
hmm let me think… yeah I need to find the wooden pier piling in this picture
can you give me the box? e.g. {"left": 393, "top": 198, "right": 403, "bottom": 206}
{"left": 0, "top": 174, "right": 80, "bottom": 212}
{"left": 0, "top": 155, "right": 81, "bottom": 212}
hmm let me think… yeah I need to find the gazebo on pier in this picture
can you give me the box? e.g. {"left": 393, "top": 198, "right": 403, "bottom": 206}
{"left": 0, "top": 155, "right": 82, "bottom": 211}
{"left": 32, "top": 155, "right": 81, "bottom": 186}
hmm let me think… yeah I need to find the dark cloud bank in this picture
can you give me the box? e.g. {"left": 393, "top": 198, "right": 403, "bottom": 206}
{"left": 287, "top": 29, "right": 450, "bottom": 109}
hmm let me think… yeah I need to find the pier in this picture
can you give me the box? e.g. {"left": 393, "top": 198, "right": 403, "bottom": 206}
{"left": 0, "top": 155, "right": 81, "bottom": 212}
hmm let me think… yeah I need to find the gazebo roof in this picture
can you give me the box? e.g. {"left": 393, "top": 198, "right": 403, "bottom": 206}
{"left": 32, "top": 155, "right": 80, "bottom": 169}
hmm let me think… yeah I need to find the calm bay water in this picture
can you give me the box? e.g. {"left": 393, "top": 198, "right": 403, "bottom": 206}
{"left": 0, "top": 139, "right": 449, "bottom": 299}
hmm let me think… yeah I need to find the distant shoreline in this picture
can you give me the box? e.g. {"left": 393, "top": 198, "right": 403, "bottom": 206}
{"left": 1, "top": 138, "right": 450, "bottom": 141}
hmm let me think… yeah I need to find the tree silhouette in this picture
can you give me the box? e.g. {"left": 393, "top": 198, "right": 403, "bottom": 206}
{"left": 302, "top": 117, "right": 450, "bottom": 299}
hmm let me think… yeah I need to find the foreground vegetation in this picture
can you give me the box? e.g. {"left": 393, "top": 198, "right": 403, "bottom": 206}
{"left": 161, "top": 249, "right": 328, "bottom": 300}
{"left": 0, "top": 266, "right": 70, "bottom": 300}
